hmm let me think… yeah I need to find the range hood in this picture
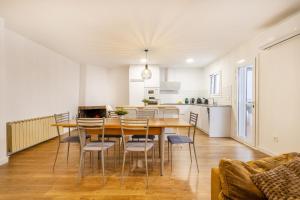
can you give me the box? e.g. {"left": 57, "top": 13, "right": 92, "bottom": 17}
{"left": 160, "top": 68, "right": 181, "bottom": 91}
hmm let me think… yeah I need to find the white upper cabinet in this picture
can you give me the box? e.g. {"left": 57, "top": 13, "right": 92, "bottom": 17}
{"left": 129, "top": 65, "right": 144, "bottom": 81}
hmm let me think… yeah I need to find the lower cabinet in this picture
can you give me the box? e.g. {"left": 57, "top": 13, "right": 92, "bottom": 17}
{"left": 175, "top": 105, "right": 231, "bottom": 137}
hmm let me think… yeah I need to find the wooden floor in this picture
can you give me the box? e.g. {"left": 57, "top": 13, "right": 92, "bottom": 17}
{"left": 0, "top": 129, "right": 267, "bottom": 200}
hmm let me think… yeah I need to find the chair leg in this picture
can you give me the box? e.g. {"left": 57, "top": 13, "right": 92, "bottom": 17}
{"left": 101, "top": 150, "right": 105, "bottom": 184}
{"left": 114, "top": 144, "right": 116, "bottom": 169}
{"left": 52, "top": 142, "right": 60, "bottom": 172}
{"left": 152, "top": 146, "right": 155, "bottom": 170}
{"left": 170, "top": 144, "right": 173, "bottom": 172}
{"left": 79, "top": 151, "right": 85, "bottom": 178}
{"left": 118, "top": 138, "right": 121, "bottom": 164}
{"left": 167, "top": 141, "right": 170, "bottom": 162}
{"left": 192, "top": 143, "right": 199, "bottom": 173}
{"left": 121, "top": 151, "right": 127, "bottom": 185}
{"left": 188, "top": 143, "right": 193, "bottom": 163}
{"left": 67, "top": 142, "right": 70, "bottom": 164}
{"left": 145, "top": 150, "right": 149, "bottom": 188}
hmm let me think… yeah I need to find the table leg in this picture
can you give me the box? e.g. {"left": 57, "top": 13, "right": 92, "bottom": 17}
{"left": 159, "top": 128, "right": 165, "bottom": 176}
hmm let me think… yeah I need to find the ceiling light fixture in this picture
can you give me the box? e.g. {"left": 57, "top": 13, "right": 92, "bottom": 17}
{"left": 237, "top": 59, "right": 245, "bottom": 64}
{"left": 186, "top": 58, "right": 194, "bottom": 63}
{"left": 141, "top": 49, "right": 152, "bottom": 80}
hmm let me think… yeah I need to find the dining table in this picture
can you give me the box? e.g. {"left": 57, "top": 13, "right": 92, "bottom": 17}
{"left": 52, "top": 118, "right": 192, "bottom": 176}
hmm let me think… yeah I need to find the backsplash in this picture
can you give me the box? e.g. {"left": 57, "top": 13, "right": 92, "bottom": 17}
{"left": 208, "top": 85, "right": 232, "bottom": 105}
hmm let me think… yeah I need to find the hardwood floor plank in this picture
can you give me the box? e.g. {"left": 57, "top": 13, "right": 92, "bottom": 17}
{"left": 0, "top": 129, "right": 267, "bottom": 200}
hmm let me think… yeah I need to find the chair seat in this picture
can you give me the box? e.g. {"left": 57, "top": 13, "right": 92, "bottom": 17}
{"left": 126, "top": 141, "right": 154, "bottom": 152}
{"left": 83, "top": 142, "right": 114, "bottom": 151}
{"left": 62, "top": 135, "right": 80, "bottom": 143}
{"left": 132, "top": 135, "right": 155, "bottom": 140}
{"left": 167, "top": 135, "right": 192, "bottom": 144}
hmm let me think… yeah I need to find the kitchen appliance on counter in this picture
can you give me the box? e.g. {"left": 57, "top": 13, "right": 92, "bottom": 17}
{"left": 197, "top": 98, "right": 202, "bottom": 104}
{"left": 203, "top": 98, "right": 209, "bottom": 104}
{"left": 190, "top": 98, "right": 195, "bottom": 104}
{"left": 185, "top": 98, "right": 189, "bottom": 104}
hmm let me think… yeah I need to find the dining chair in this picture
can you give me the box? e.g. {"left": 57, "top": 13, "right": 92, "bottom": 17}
{"left": 167, "top": 112, "right": 199, "bottom": 172}
{"left": 120, "top": 118, "right": 154, "bottom": 188}
{"left": 53, "top": 112, "right": 87, "bottom": 171}
{"left": 105, "top": 110, "right": 122, "bottom": 164}
{"left": 77, "top": 118, "right": 115, "bottom": 182}
{"left": 162, "top": 107, "right": 180, "bottom": 135}
{"left": 132, "top": 109, "right": 156, "bottom": 141}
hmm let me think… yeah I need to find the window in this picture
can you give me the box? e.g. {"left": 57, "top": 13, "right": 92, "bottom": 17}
{"left": 210, "top": 72, "right": 221, "bottom": 95}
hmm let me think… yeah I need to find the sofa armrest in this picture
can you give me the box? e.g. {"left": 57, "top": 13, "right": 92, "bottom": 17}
{"left": 211, "top": 167, "right": 222, "bottom": 200}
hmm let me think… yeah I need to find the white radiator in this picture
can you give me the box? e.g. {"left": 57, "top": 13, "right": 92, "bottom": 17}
{"left": 6, "top": 115, "right": 59, "bottom": 155}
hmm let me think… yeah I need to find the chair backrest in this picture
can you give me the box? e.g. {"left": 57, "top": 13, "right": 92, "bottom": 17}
{"left": 188, "top": 112, "right": 198, "bottom": 142}
{"left": 120, "top": 118, "right": 149, "bottom": 150}
{"left": 54, "top": 112, "right": 70, "bottom": 139}
{"left": 108, "top": 111, "right": 119, "bottom": 118}
{"left": 162, "top": 107, "right": 179, "bottom": 118}
{"left": 143, "top": 107, "right": 159, "bottom": 116}
{"left": 137, "top": 110, "right": 155, "bottom": 119}
{"left": 123, "top": 108, "right": 138, "bottom": 118}
{"left": 76, "top": 118, "right": 105, "bottom": 148}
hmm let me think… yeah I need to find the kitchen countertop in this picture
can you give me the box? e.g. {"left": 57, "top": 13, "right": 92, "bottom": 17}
{"left": 160, "top": 103, "right": 231, "bottom": 107}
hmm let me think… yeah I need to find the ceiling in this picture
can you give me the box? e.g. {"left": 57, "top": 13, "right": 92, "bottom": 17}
{"left": 0, "top": 0, "right": 300, "bottom": 68}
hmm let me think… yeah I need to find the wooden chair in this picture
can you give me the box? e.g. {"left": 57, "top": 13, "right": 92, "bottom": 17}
{"left": 167, "top": 112, "right": 199, "bottom": 172}
{"left": 120, "top": 118, "right": 154, "bottom": 188}
{"left": 77, "top": 118, "right": 115, "bottom": 182}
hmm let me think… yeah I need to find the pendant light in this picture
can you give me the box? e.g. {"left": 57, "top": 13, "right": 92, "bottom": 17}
{"left": 141, "top": 49, "right": 152, "bottom": 80}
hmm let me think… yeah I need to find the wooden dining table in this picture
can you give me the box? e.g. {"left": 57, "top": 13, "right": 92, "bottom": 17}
{"left": 52, "top": 118, "right": 192, "bottom": 176}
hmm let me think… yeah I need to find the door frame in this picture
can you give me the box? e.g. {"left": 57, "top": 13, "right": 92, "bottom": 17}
{"left": 236, "top": 59, "right": 257, "bottom": 147}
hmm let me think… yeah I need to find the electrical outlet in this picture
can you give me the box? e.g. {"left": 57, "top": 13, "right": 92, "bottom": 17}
{"left": 273, "top": 136, "right": 279, "bottom": 143}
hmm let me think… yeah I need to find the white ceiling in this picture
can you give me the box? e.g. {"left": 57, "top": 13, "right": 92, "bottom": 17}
{"left": 0, "top": 0, "right": 300, "bottom": 68}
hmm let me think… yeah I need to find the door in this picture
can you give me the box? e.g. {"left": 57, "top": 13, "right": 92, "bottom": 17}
{"left": 237, "top": 64, "right": 255, "bottom": 146}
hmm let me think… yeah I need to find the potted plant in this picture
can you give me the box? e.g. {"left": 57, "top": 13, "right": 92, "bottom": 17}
{"left": 142, "top": 98, "right": 150, "bottom": 106}
{"left": 115, "top": 108, "right": 128, "bottom": 117}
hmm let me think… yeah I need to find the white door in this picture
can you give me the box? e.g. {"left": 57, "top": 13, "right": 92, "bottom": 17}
{"left": 237, "top": 64, "right": 255, "bottom": 146}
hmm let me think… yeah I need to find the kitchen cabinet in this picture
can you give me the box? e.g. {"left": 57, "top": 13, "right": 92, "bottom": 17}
{"left": 173, "top": 104, "right": 231, "bottom": 137}
{"left": 144, "top": 65, "right": 160, "bottom": 87}
{"left": 129, "top": 65, "right": 160, "bottom": 105}
{"left": 129, "top": 81, "right": 144, "bottom": 105}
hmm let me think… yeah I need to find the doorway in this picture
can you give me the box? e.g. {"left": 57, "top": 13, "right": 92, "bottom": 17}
{"left": 237, "top": 64, "right": 255, "bottom": 146}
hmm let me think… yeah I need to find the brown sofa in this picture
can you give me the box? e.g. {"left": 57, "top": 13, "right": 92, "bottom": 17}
{"left": 211, "top": 152, "right": 300, "bottom": 200}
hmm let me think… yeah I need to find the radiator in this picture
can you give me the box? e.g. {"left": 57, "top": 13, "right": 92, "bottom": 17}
{"left": 6, "top": 115, "right": 59, "bottom": 155}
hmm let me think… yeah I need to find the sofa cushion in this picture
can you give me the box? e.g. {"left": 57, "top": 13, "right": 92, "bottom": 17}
{"left": 251, "top": 158, "right": 300, "bottom": 200}
{"left": 218, "top": 152, "right": 300, "bottom": 200}
{"left": 219, "top": 159, "right": 266, "bottom": 200}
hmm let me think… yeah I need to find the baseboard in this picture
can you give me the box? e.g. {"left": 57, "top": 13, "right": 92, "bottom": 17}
{"left": 231, "top": 136, "right": 275, "bottom": 156}
{"left": 0, "top": 156, "right": 8, "bottom": 165}
{"left": 255, "top": 146, "right": 276, "bottom": 156}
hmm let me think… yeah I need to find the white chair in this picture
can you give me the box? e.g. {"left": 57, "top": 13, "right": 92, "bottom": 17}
{"left": 120, "top": 118, "right": 154, "bottom": 188}
{"left": 77, "top": 118, "right": 115, "bottom": 182}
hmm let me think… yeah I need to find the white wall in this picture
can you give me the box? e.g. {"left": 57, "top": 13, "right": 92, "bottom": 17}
{"left": 0, "top": 18, "right": 8, "bottom": 165}
{"left": 79, "top": 65, "right": 129, "bottom": 107}
{"left": 160, "top": 68, "right": 206, "bottom": 103}
{"left": 202, "top": 12, "right": 300, "bottom": 155}
{"left": 258, "top": 36, "right": 300, "bottom": 155}
{"left": 5, "top": 29, "right": 80, "bottom": 121}
{"left": 0, "top": 23, "right": 81, "bottom": 165}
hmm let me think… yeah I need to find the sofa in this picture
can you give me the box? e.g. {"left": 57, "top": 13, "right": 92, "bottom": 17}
{"left": 211, "top": 152, "right": 300, "bottom": 200}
